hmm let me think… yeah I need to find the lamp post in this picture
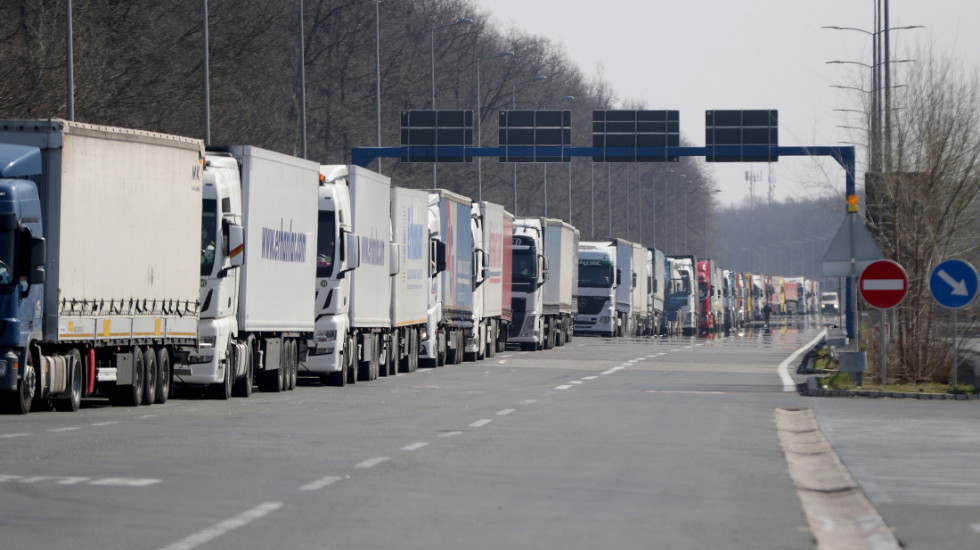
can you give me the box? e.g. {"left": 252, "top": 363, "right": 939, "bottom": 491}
{"left": 430, "top": 16, "right": 473, "bottom": 189}
{"left": 538, "top": 95, "right": 574, "bottom": 217}
{"left": 510, "top": 75, "right": 547, "bottom": 214}
{"left": 475, "top": 50, "right": 514, "bottom": 201}
{"left": 824, "top": 22, "right": 922, "bottom": 171}
{"left": 374, "top": 0, "right": 383, "bottom": 171}
{"left": 299, "top": 0, "right": 307, "bottom": 159}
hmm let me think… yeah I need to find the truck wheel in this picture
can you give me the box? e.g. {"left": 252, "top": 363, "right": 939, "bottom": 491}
{"left": 233, "top": 344, "right": 252, "bottom": 397}
{"left": 53, "top": 349, "right": 82, "bottom": 413}
{"left": 486, "top": 323, "right": 496, "bottom": 359}
{"left": 288, "top": 339, "right": 298, "bottom": 390}
{"left": 345, "top": 336, "right": 357, "bottom": 384}
{"left": 155, "top": 347, "right": 172, "bottom": 404}
{"left": 210, "top": 344, "right": 233, "bottom": 400}
{"left": 409, "top": 330, "right": 419, "bottom": 372}
{"left": 436, "top": 331, "right": 447, "bottom": 367}
{"left": 4, "top": 350, "right": 38, "bottom": 414}
{"left": 142, "top": 346, "right": 157, "bottom": 406}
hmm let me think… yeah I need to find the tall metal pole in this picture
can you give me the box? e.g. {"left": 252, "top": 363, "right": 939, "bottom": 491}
{"left": 625, "top": 166, "right": 630, "bottom": 240}
{"left": 203, "top": 0, "right": 210, "bottom": 146}
{"left": 567, "top": 160, "right": 572, "bottom": 223}
{"left": 606, "top": 164, "right": 611, "bottom": 237}
{"left": 375, "top": 0, "right": 382, "bottom": 172}
{"left": 299, "top": 0, "right": 307, "bottom": 159}
{"left": 543, "top": 163, "right": 548, "bottom": 216}
{"left": 883, "top": 0, "right": 892, "bottom": 172}
{"left": 590, "top": 163, "right": 595, "bottom": 239}
{"left": 65, "top": 0, "right": 74, "bottom": 121}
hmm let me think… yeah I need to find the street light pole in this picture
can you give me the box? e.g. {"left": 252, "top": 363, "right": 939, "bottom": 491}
{"left": 430, "top": 17, "right": 472, "bottom": 189}
{"left": 475, "top": 50, "right": 514, "bottom": 201}
{"left": 510, "top": 75, "right": 547, "bottom": 214}
{"left": 375, "top": 0, "right": 382, "bottom": 172}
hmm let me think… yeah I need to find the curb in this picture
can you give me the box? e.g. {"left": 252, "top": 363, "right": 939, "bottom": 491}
{"left": 801, "top": 377, "right": 979, "bottom": 400}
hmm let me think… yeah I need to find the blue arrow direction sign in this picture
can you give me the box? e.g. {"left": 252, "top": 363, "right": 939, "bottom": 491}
{"left": 930, "top": 259, "right": 979, "bottom": 309}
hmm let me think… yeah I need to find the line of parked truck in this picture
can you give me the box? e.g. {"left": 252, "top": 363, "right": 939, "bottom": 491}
{"left": 0, "top": 119, "right": 588, "bottom": 414}
{"left": 0, "top": 119, "right": 828, "bottom": 415}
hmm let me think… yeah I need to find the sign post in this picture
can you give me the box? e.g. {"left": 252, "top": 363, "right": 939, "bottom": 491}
{"left": 929, "top": 259, "right": 979, "bottom": 391}
{"left": 859, "top": 259, "right": 908, "bottom": 385}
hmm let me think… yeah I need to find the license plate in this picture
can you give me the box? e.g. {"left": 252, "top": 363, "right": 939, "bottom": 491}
{"left": 174, "top": 368, "right": 192, "bottom": 377}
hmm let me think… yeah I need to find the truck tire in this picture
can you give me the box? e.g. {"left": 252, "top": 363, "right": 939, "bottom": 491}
{"left": 142, "top": 346, "right": 157, "bottom": 406}
{"left": 436, "top": 331, "right": 447, "bottom": 367}
{"left": 288, "top": 339, "right": 297, "bottom": 390}
{"left": 257, "top": 340, "right": 283, "bottom": 393}
{"left": 5, "top": 349, "right": 38, "bottom": 414}
{"left": 409, "top": 330, "right": 419, "bottom": 372}
{"left": 112, "top": 346, "right": 144, "bottom": 407}
{"left": 210, "top": 344, "right": 233, "bottom": 400}
{"left": 486, "top": 322, "right": 496, "bottom": 359}
{"left": 155, "top": 347, "right": 172, "bottom": 404}
{"left": 53, "top": 349, "right": 82, "bottom": 413}
{"left": 345, "top": 335, "right": 357, "bottom": 384}
{"left": 232, "top": 344, "right": 253, "bottom": 397}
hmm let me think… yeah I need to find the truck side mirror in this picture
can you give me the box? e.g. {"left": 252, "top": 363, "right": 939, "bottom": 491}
{"left": 29, "top": 236, "right": 45, "bottom": 285}
{"left": 631, "top": 272, "right": 637, "bottom": 288}
{"left": 389, "top": 242, "right": 400, "bottom": 277}
{"left": 431, "top": 239, "right": 446, "bottom": 276}
{"left": 616, "top": 269, "right": 622, "bottom": 286}
{"left": 343, "top": 232, "right": 361, "bottom": 274}
{"left": 228, "top": 223, "right": 245, "bottom": 268}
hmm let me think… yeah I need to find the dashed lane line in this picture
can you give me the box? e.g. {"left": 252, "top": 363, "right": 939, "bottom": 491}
{"left": 402, "top": 442, "right": 429, "bottom": 451}
{"left": 156, "top": 501, "right": 284, "bottom": 550}
{"left": 496, "top": 409, "right": 515, "bottom": 416}
{"left": 438, "top": 431, "right": 464, "bottom": 438}
{"left": 0, "top": 433, "right": 30, "bottom": 439}
{"left": 556, "top": 385, "right": 573, "bottom": 390}
{"left": 299, "top": 476, "right": 342, "bottom": 492}
{"left": 520, "top": 399, "right": 537, "bottom": 405}
{"left": 354, "top": 457, "right": 391, "bottom": 469}
{"left": 48, "top": 427, "right": 80, "bottom": 433}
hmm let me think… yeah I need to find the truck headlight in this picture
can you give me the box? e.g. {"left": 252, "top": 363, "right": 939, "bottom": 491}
{"left": 200, "top": 335, "right": 217, "bottom": 347}
{"left": 599, "top": 316, "right": 610, "bottom": 323}
{"left": 315, "top": 330, "right": 337, "bottom": 343}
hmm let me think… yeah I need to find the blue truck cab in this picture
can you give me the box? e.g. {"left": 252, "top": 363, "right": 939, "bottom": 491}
{"left": 0, "top": 144, "right": 49, "bottom": 413}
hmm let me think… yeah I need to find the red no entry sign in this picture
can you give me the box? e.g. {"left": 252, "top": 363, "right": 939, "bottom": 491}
{"left": 860, "top": 259, "right": 908, "bottom": 309}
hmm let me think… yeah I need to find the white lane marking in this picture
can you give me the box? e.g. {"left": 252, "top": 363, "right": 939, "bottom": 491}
{"left": 582, "top": 376, "right": 598, "bottom": 380}
{"left": 402, "top": 442, "right": 429, "bottom": 451}
{"left": 570, "top": 381, "right": 583, "bottom": 385}
{"left": 656, "top": 352, "right": 667, "bottom": 356}
{"left": 299, "top": 476, "right": 342, "bottom": 492}
{"left": 156, "top": 501, "right": 284, "bottom": 550}
{"left": 671, "top": 348, "right": 681, "bottom": 352}
{"left": 519, "top": 399, "right": 537, "bottom": 405}
{"left": 355, "top": 457, "right": 391, "bottom": 469}
{"left": 496, "top": 409, "right": 515, "bottom": 416}
{"left": 577, "top": 343, "right": 587, "bottom": 347}
{"left": 135, "top": 414, "right": 157, "bottom": 420}
{"left": 91, "top": 421, "right": 120, "bottom": 426}
{"left": 0, "top": 433, "right": 30, "bottom": 439}
{"left": 48, "top": 427, "right": 80, "bottom": 433}
{"left": 556, "top": 385, "right": 573, "bottom": 390}
{"left": 89, "top": 478, "right": 161, "bottom": 487}
{"left": 470, "top": 419, "right": 493, "bottom": 428}
{"left": 438, "top": 431, "right": 463, "bottom": 438}
{"left": 778, "top": 329, "right": 827, "bottom": 392}
{"left": 500, "top": 354, "right": 513, "bottom": 358}
{"left": 498, "top": 360, "right": 507, "bottom": 364}
{"left": 970, "top": 523, "right": 980, "bottom": 533}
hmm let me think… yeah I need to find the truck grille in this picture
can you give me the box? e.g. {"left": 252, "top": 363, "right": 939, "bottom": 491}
{"left": 577, "top": 296, "right": 607, "bottom": 315}
{"left": 510, "top": 298, "right": 526, "bottom": 337}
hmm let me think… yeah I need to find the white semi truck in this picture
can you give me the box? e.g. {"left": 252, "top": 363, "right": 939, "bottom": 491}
{"left": 422, "top": 189, "right": 472, "bottom": 366}
{"left": 178, "top": 146, "right": 318, "bottom": 397}
{"left": 0, "top": 119, "right": 202, "bottom": 413}
{"left": 304, "top": 165, "right": 398, "bottom": 385}
{"left": 512, "top": 218, "right": 578, "bottom": 349}
{"left": 575, "top": 240, "right": 627, "bottom": 337}
{"left": 464, "top": 201, "right": 513, "bottom": 360}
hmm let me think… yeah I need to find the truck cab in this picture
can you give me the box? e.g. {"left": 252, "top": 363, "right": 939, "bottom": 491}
{"left": 575, "top": 242, "right": 620, "bottom": 337}
{"left": 511, "top": 219, "right": 547, "bottom": 349}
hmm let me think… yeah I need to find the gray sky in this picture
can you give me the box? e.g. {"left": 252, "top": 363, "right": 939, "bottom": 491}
{"left": 475, "top": 0, "right": 980, "bottom": 206}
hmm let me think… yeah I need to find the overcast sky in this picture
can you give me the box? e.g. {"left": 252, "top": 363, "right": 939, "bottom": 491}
{"left": 476, "top": 0, "right": 980, "bottom": 206}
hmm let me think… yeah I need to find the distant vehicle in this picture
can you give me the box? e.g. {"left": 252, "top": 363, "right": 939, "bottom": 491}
{"left": 820, "top": 292, "right": 840, "bottom": 315}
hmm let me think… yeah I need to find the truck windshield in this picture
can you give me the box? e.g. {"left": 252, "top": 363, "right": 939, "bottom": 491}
{"left": 698, "top": 281, "right": 708, "bottom": 301}
{"left": 0, "top": 228, "right": 13, "bottom": 285}
{"left": 578, "top": 260, "right": 614, "bottom": 288}
{"left": 201, "top": 199, "right": 217, "bottom": 277}
{"left": 317, "top": 210, "right": 336, "bottom": 278}
{"left": 512, "top": 250, "right": 536, "bottom": 283}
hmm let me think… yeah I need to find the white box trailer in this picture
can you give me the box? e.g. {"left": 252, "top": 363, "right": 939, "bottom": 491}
{"left": 613, "top": 239, "right": 636, "bottom": 335}
{"left": 0, "top": 119, "right": 203, "bottom": 411}
{"left": 630, "top": 243, "right": 649, "bottom": 335}
{"left": 390, "top": 185, "right": 428, "bottom": 373}
{"left": 233, "top": 146, "right": 318, "bottom": 333}
{"left": 347, "top": 166, "right": 396, "bottom": 379}
{"left": 477, "top": 201, "right": 512, "bottom": 355}
{"left": 542, "top": 219, "right": 579, "bottom": 346}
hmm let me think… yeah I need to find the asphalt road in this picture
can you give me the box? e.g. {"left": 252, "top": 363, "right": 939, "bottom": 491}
{"left": 2, "top": 319, "right": 978, "bottom": 549}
